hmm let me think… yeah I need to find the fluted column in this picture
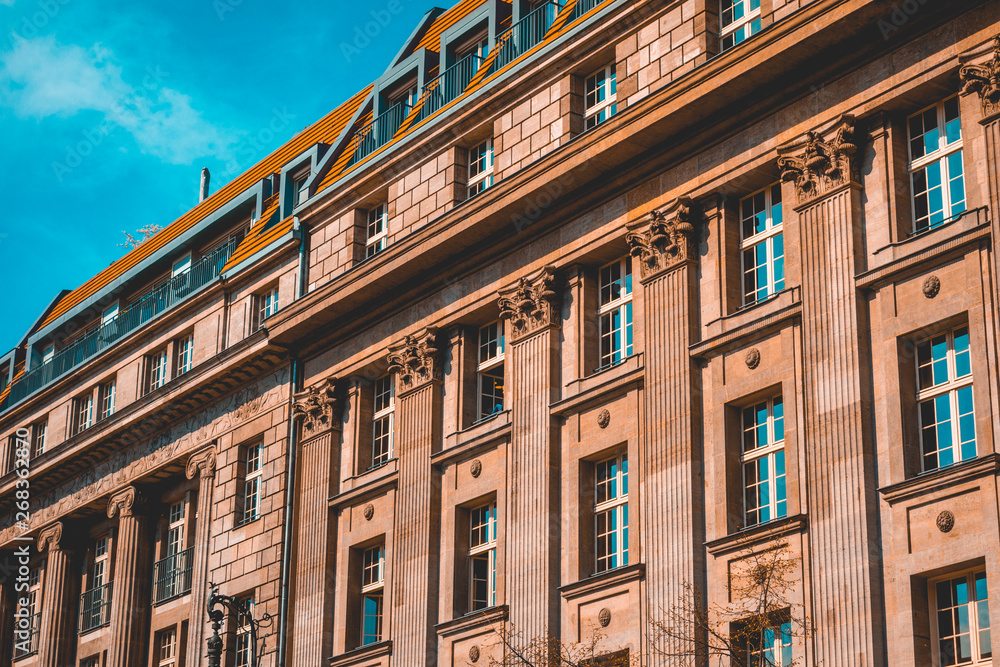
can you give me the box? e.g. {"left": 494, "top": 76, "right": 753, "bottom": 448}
{"left": 184, "top": 447, "right": 218, "bottom": 667}
{"left": 289, "top": 379, "right": 342, "bottom": 665}
{"left": 107, "top": 486, "right": 149, "bottom": 667}
{"left": 498, "top": 268, "right": 560, "bottom": 641}
{"left": 778, "top": 115, "right": 884, "bottom": 665}
{"left": 387, "top": 330, "right": 442, "bottom": 666}
{"left": 625, "top": 199, "right": 704, "bottom": 665}
{"left": 37, "top": 523, "right": 72, "bottom": 667}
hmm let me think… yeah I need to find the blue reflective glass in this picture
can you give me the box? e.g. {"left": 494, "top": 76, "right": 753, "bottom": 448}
{"left": 773, "top": 398, "right": 785, "bottom": 441}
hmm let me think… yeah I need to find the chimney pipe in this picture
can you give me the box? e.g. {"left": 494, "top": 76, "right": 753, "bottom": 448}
{"left": 199, "top": 168, "right": 210, "bottom": 202}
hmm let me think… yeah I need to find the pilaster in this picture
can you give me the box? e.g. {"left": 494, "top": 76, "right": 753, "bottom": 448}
{"left": 37, "top": 522, "right": 72, "bottom": 667}
{"left": 107, "top": 486, "right": 150, "bottom": 667}
{"left": 386, "top": 329, "right": 443, "bottom": 666}
{"left": 184, "top": 447, "right": 218, "bottom": 667}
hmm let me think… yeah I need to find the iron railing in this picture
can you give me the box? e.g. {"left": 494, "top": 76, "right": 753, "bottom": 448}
{"left": 493, "top": 1, "right": 562, "bottom": 72}
{"left": 350, "top": 101, "right": 412, "bottom": 165}
{"left": 79, "top": 582, "right": 112, "bottom": 633}
{"left": 152, "top": 547, "right": 194, "bottom": 604}
{"left": 418, "top": 54, "right": 484, "bottom": 121}
{"left": 570, "top": 0, "right": 603, "bottom": 20}
{"left": 12, "top": 612, "right": 40, "bottom": 659}
{"left": 3, "top": 237, "right": 239, "bottom": 412}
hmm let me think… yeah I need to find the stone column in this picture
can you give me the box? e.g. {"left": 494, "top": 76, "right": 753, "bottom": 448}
{"left": 624, "top": 199, "right": 704, "bottom": 664}
{"left": 289, "top": 378, "right": 342, "bottom": 666}
{"left": 497, "top": 268, "right": 561, "bottom": 641}
{"left": 386, "top": 329, "right": 443, "bottom": 666}
{"left": 777, "top": 115, "right": 884, "bottom": 665}
{"left": 37, "top": 523, "right": 73, "bottom": 667}
{"left": 184, "top": 446, "right": 218, "bottom": 667}
{"left": 107, "top": 486, "right": 150, "bottom": 667}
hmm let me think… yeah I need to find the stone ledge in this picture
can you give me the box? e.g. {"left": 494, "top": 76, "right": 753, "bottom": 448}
{"left": 691, "top": 294, "right": 802, "bottom": 360}
{"left": 329, "top": 466, "right": 399, "bottom": 509}
{"left": 553, "top": 355, "right": 644, "bottom": 417}
{"left": 435, "top": 413, "right": 511, "bottom": 468}
{"left": 559, "top": 563, "right": 645, "bottom": 600}
{"left": 435, "top": 605, "right": 508, "bottom": 637}
{"left": 705, "top": 514, "right": 808, "bottom": 557}
{"left": 879, "top": 453, "right": 1000, "bottom": 505}
{"left": 329, "top": 640, "right": 392, "bottom": 667}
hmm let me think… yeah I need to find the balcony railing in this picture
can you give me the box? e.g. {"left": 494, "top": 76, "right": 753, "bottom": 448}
{"left": 350, "top": 101, "right": 412, "bottom": 165}
{"left": 2, "top": 237, "right": 240, "bottom": 413}
{"left": 417, "top": 53, "right": 484, "bottom": 121}
{"left": 570, "top": 0, "right": 603, "bottom": 20}
{"left": 79, "top": 582, "right": 112, "bottom": 633}
{"left": 493, "top": 1, "right": 562, "bottom": 72}
{"left": 12, "top": 612, "right": 40, "bottom": 660}
{"left": 152, "top": 547, "right": 194, "bottom": 604}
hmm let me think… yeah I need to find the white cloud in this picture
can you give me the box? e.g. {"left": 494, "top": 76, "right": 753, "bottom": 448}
{"left": 0, "top": 36, "right": 239, "bottom": 164}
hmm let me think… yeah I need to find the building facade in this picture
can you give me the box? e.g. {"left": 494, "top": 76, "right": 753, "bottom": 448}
{"left": 1, "top": 0, "right": 1000, "bottom": 666}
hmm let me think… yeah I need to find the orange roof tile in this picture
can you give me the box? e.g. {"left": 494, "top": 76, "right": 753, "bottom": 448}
{"left": 0, "top": 364, "right": 25, "bottom": 406}
{"left": 221, "top": 214, "right": 297, "bottom": 274}
{"left": 219, "top": 195, "right": 283, "bottom": 272}
{"left": 415, "top": 0, "right": 489, "bottom": 53}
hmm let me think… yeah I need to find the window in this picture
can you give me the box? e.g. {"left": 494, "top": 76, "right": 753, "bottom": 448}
{"left": 157, "top": 628, "right": 177, "bottom": 667}
{"left": 41, "top": 344, "right": 54, "bottom": 365}
{"left": 171, "top": 254, "right": 191, "bottom": 277}
{"left": 292, "top": 169, "right": 310, "bottom": 206}
{"left": 241, "top": 443, "right": 263, "bottom": 524}
{"left": 468, "top": 138, "right": 494, "bottom": 197}
{"left": 477, "top": 322, "right": 505, "bottom": 420}
{"left": 371, "top": 376, "right": 394, "bottom": 468}
{"left": 75, "top": 392, "right": 94, "bottom": 435}
{"left": 361, "top": 545, "right": 385, "bottom": 646}
{"left": 235, "top": 597, "right": 255, "bottom": 667}
{"left": 176, "top": 334, "right": 194, "bottom": 375}
{"left": 30, "top": 420, "right": 46, "bottom": 459}
{"left": 584, "top": 64, "right": 617, "bottom": 130}
{"left": 99, "top": 380, "right": 116, "bottom": 420}
{"left": 598, "top": 256, "right": 633, "bottom": 369}
{"left": 908, "top": 96, "right": 965, "bottom": 233}
{"left": 389, "top": 84, "right": 419, "bottom": 110}
{"left": 13, "top": 566, "right": 40, "bottom": 658}
{"left": 147, "top": 349, "right": 169, "bottom": 394}
{"left": 255, "top": 287, "right": 279, "bottom": 332}
{"left": 720, "top": 0, "right": 761, "bottom": 51}
{"left": 916, "top": 325, "right": 976, "bottom": 471}
{"left": 102, "top": 303, "right": 119, "bottom": 325}
{"left": 932, "top": 570, "right": 991, "bottom": 665}
{"left": 366, "top": 204, "right": 388, "bottom": 258}
{"left": 80, "top": 656, "right": 100, "bottom": 667}
{"left": 595, "top": 453, "right": 628, "bottom": 573}
{"left": 746, "top": 620, "right": 793, "bottom": 667}
{"left": 741, "top": 395, "right": 787, "bottom": 527}
{"left": 469, "top": 502, "right": 497, "bottom": 611}
{"left": 740, "top": 183, "right": 784, "bottom": 306}
{"left": 81, "top": 535, "right": 112, "bottom": 632}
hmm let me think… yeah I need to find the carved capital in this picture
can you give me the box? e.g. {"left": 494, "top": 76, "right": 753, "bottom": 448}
{"left": 625, "top": 197, "right": 699, "bottom": 280}
{"left": 292, "top": 377, "right": 342, "bottom": 435}
{"left": 38, "top": 522, "right": 63, "bottom": 552}
{"left": 498, "top": 266, "right": 560, "bottom": 342}
{"left": 107, "top": 486, "right": 141, "bottom": 519}
{"left": 960, "top": 35, "right": 1000, "bottom": 118}
{"left": 777, "top": 114, "right": 862, "bottom": 204}
{"left": 387, "top": 329, "right": 441, "bottom": 393}
{"left": 185, "top": 446, "right": 218, "bottom": 480}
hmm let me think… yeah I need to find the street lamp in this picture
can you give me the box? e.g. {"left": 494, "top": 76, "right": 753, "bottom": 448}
{"left": 205, "top": 582, "right": 276, "bottom": 667}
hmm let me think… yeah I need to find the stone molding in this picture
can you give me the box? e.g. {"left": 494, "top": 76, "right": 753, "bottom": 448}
{"left": 497, "top": 266, "right": 560, "bottom": 342}
{"left": 387, "top": 328, "right": 441, "bottom": 393}
{"left": 292, "top": 376, "right": 343, "bottom": 435}
{"left": 185, "top": 445, "right": 218, "bottom": 480}
{"left": 625, "top": 197, "right": 699, "bottom": 280}
{"left": 960, "top": 35, "right": 1000, "bottom": 119}
{"left": 37, "top": 522, "right": 63, "bottom": 552}
{"left": 107, "top": 486, "right": 141, "bottom": 519}
{"left": 777, "top": 114, "right": 862, "bottom": 205}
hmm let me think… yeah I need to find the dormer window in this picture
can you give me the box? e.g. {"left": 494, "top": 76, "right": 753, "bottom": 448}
{"left": 41, "top": 344, "right": 54, "bottom": 365}
{"left": 172, "top": 254, "right": 191, "bottom": 277}
{"left": 102, "top": 303, "right": 119, "bottom": 326}
{"left": 292, "top": 169, "right": 310, "bottom": 207}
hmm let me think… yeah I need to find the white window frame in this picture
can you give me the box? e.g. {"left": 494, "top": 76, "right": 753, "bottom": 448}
{"left": 235, "top": 597, "right": 255, "bottom": 667}
{"left": 371, "top": 376, "right": 395, "bottom": 468}
{"left": 929, "top": 569, "right": 991, "bottom": 666}
{"left": 171, "top": 253, "right": 192, "bottom": 278}
{"left": 366, "top": 204, "right": 388, "bottom": 258}
{"left": 598, "top": 256, "right": 633, "bottom": 370}
{"left": 907, "top": 96, "right": 966, "bottom": 234}
{"left": 148, "top": 349, "right": 168, "bottom": 393}
{"left": 41, "top": 344, "right": 54, "bottom": 365}
{"left": 360, "top": 545, "right": 385, "bottom": 646}
{"left": 157, "top": 627, "right": 178, "bottom": 667}
{"left": 102, "top": 303, "right": 119, "bottom": 326}
{"left": 76, "top": 391, "right": 95, "bottom": 434}
{"left": 469, "top": 501, "right": 498, "bottom": 611}
{"left": 256, "top": 287, "right": 280, "bottom": 331}
{"left": 176, "top": 334, "right": 194, "bottom": 375}
{"left": 30, "top": 420, "right": 46, "bottom": 459}
{"left": 92, "top": 536, "right": 110, "bottom": 589}
{"left": 740, "top": 395, "right": 787, "bottom": 527}
{"left": 746, "top": 619, "right": 793, "bottom": 667}
{"left": 100, "top": 380, "right": 116, "bottom": 420}
{"left": 242, "top": 443, "right": 263, "bottom": 524}
{"left": 467, "top": 138, "right": 494, "bottom": 197}
{"left": 739, "top": 183, "right": 784, "bottom": 307}
{"left": 720, "top": 0, "right": 761, "bottom": 52}
{"left": 477, "top": 321, "right": 505, "bottom": 420}
{"left": 292, "top": 169, "right": 310, "bottom": 207}
{"left": 584, "top": 64, "right": 617, "bottom": 130}
{"left": 916, "top": 325, "right": 976, "bottom": 472}
{"left": 594, "top": 452, "right": 628, "bottom": 573}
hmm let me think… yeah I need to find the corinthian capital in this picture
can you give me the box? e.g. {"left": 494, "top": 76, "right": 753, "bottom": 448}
{"left": 960, "top": 35, "right": 1000, "bottom": 118}
{"left": 498, "top": 267, "right": 560, "bottom": 342}
{"left": 292, "top": 377, "right": 343, "bottom": 436}
{"left": 107, "top": 486, "right": 141, "bottom": 519}
{"left": 777, "top": 114, "right": 861, "bottom": 204}
{"left": 625, "top": 196, "right": 699, "bottom": 280}
{"left": 387, "top": 329, "right": 441, "bottom": 393}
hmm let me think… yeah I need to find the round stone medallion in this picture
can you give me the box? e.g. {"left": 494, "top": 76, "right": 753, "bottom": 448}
{"left": 936, "top": 510, "right": 955, "bottom": 533}
{"left": 597, "top": 409, "right": 611, "bottom": 429}
{"left": 468, "top": 645, "right": 480, "bottom": 663}
{"left": 745, "top": 347, "right": 761, "bottom": 370}
{"left": 923, "top": 275, "right": 941, "bottom": 299}
{"left": 598, "top": 607, "right": 612, "bottom": 627}
{"left": 470, "top": 459, "right": 483, "bottom": 478}
{"left": 363, "top": 504, "right": 374, "bottom": 521}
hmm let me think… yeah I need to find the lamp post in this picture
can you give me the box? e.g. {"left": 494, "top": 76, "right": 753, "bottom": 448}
{"left": 205, "top": 582, "right": 275, "bottom": 667}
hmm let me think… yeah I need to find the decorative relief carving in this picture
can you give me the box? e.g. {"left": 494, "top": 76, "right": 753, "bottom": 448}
{"left": 38, "top": 522, "right": 63, "bottom": 552}
{"left": 185, "top": 446, "right": 218, "bottom": 480}
{"left": 293, "top": 377, "right": 342, "bottom": 435}
{"left": 777, "top": 115, "right": 861, "bottom": 203}
{"left": 936, "top": 510, "right": 955, "bottom": 533}
{"left": 626, "top": 197, "right": 699, "bottom": 279}
{"left": 745, "top": 348, "right": 761, "bottom": 370}
{"left": 468, "top": 645, "right": 481, "bottom": 663}
{"left": 960, "top": 36, "right": 1000, "bottom": 117}
{"left": 498, "top": 267, "right": 560, "bottom": 341}
{"left": 387, "top": 328, "right": 441, "bottom": 392}
{"left": 597, "top": 409, "right": 611, "bottom": 429}
{"left": 363, "top": 504, "right": 374, "bottom": 521}
{"left": 107, "top": 486, "right": 140, "bottom": 519}
{"left": 598, "top": 608, "right": 612, "bottom": 627}
{"left": 922, "top": 275, "right": 941, "bottom": 299}
{"left": 470, "top": 459, "right": 483, "bottom": 478}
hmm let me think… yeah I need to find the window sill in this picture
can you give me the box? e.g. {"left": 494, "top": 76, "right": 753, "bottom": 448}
{"left": 692, "top": 288, "right": 802, "bottom": 360}
{"left": 438, "top": 410, "right": 511, "bottom": 464}
{"left": 879, "top": 453, "right": 999, "bottom": 505}
{"left": 554, "top": 354, "right": 644, "bottom": 416}
{"left": 705, "top": 513, "right": 807, "bottom": 557}
{"left": 559, "top": 562, "right": 645, "bottom": 600}
{"left": 331, "top": 464, "right": 399, "bottom": 509}
{"left": 330, "top": 640, "right": 391, "bottom": 667}
{"left": 435, "top": 604, "right": 508, "bottom": 637}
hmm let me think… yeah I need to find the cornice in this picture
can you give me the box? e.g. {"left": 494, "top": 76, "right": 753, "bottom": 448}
{"left": 551, "top": 357, "right": 644, "bottom": 417}
{"left": 880, "top": 454, "right": 1000, "bottom": 505}
{"left": 559, "top": 563, "right": 645, "bottom": 600}
{"left": 690, "top": 294, "right": 802, "bottom": 360}
{"left": 435, "top": 412, "right": 512, "bottom": 468}
{"left": 329, "top": 467, "right": 399, "bottom": 509}
{"left": 705, "top": 514, "right": 808, "bottom": 556}
{"left": 329, "top": 641, "right": 392, "bottom": 667}
{"left": 435, "top": 605, "right": 508, "bottom": 637}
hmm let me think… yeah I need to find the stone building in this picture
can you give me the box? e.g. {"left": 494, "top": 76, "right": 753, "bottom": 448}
{"left": 1, "top": 0, "right": 1000, "bottom": 665}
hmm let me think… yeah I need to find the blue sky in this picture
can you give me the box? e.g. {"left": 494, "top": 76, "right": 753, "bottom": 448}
{"left": 0, "top": 0, "right": 432, "bottom": 350}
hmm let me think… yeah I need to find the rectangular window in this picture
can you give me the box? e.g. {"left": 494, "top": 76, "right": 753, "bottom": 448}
{"left": 172, "top": 254, "right": 191, "bottom": 278}
{"left": 30, "top": 420, "right": 46, "bottom": 459}
{"left": 933, "top": 570, "right": 991, "bottom": 665}
{"left": 366, "top": 204, "right": 388, "bottom": 258}
{"left": 598, "top": 256, "right": 633, "bottom": 369}
{"left": 99, "top": 380, "right": 116, "bottom": 420}
{"left": 361, "top": 545, "right": 385, "bottom": 646}
{"left": 235, "top": 597, "right": 255, "bottom": 667}
{"left": 176, "top": 335, "right": 194, "bottom": 375}
{"left": 292, "top": 170, "right": 310, "bottom": 207}
{"left": 595, "top": 453, "right": 629, "bottom": 573}
{"left": 371, "top": 376, "right": 395, "bottom": 468}
{"left": 468, "top": 138, "right": 494, "bottom": 197}
{"left": 908, "top": 96, "right": 965, "bottom": 234}
{"left": 157, "top": 628, "right": 177, "bottom": 667}
{"left": 477, "top": 321, "right": 505, "bottom": 420}
{"left": 75, "top": 392, "right": 95, "bottom": 434}
{"left": 916, "top": 326, "right": 976, "bottom": 471}
{"left": 584, "top": 64, "right": 617, "bottom": 130}
{"left": 720, "top": 0, "right": 761, "bottom": 51}
{"left": 256, "top": 287, "right": 279, "bottom": 331}
{"left": 13, "top": 567, "right": 40, "bottom": 658}
{"left": 242, "top": 443, "right": 263, "bottom": 524}
{"left": 741, "top": 395, "right": 787, "bottom": 527}
{"left": 740, "top": 183, "right": 784, "bottom": 307}
{"left": 147, "top": 349, "right": 169, "bottom": 393}
{"left": 469, "top": 502, "right": 498, "bottom": 611}
{"left": 81, "top": 535, "right": 112, "bottom": 632}
{"left": 41, "top": 344, "right": 54, "bottom": 364}
{"left": 747, "top": 620, "right": 793, "bottom": 667}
